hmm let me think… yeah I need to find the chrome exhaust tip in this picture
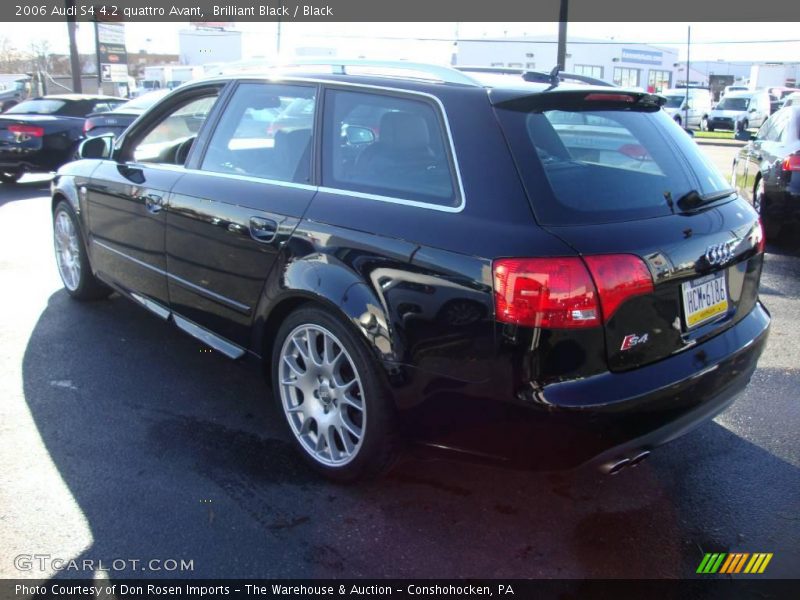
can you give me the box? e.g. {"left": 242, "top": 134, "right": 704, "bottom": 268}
{"left": 607, "top": 457, "right": 631, "bottom": 475}
{"left": 629, "top": 450, "right": 651, "bottom": 468}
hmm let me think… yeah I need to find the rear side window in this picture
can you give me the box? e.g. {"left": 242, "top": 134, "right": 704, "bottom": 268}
{"left": 322, "top": 89, "right": 458, "bottom": 207}
{"left": 495, "top": 99, "right": 733, "bottom": 225}
{"left": 200, "top": 83, "right": 315, "bottom": 183}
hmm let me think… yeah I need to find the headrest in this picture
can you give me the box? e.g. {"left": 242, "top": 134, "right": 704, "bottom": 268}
{"left": 378, "top": 111, "right": 430, "bottom": 149}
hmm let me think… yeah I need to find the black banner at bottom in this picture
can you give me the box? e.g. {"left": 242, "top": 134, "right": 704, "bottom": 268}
{"left": 2, "top": 579, "right": 798, "bottom": 600}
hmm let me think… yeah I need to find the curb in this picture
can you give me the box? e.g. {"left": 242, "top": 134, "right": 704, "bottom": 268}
{"left": 694, "top": 138, "right": 746, "bottom": 148}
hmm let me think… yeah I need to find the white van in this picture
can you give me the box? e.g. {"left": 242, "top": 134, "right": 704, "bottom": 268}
{"left": 708, "top": 90, "right": 771, "bottom": 131}
{"left": 661, "top": 88, "right": 713, "bottom": 130}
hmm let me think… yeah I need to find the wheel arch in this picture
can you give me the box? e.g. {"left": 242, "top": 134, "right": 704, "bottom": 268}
{"left": 253, "top": 257, "right": 394, "bottom": 384}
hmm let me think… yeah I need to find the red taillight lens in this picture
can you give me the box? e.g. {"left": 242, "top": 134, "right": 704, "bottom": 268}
{"left": 493, "top": 257, "right": 600, "bottom": 328}
{"left": 782, "top": 154, "right": 800, "bottom": 171}
{"left": 583, "top": 255, "right": 654, "bottom": 322}
{"left": 8, "top": 124, "right": 44, "bottom": 137}
{"left": 83, "top": 118, "right": 94, "bottom": 134}
{"left": 584, "top": 93, "right": 635, "bottom": 103}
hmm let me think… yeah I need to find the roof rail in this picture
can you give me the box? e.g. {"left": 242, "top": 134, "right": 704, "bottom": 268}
{"left": 223, "top": 58, "right": 482, "bottom": 87}
{"left": 456, "top": 66, "right": 615, "bottom": 88}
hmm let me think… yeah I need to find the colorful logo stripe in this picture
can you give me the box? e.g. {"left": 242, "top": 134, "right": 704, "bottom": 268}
{"left": 697, "top": 552, "right": 773, "bottom": 574}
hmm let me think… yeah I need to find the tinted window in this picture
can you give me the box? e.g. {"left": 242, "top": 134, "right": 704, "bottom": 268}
{"left": 132, "top": 94, "right": 218, "bottom": 164}
{"left": 322, "top": 90, "right": 457, "bottom": 206}
{"left": 200, "top": 83, "right": 315, "bottom": 183}
{"left": 495, "top": 103, "right": 733, "bottom": 225}
{"left": 5, "top": 99, "right": 66, "bottom": 114}
{"left": 717, "top": 97, "right": 749, "bottom": 111}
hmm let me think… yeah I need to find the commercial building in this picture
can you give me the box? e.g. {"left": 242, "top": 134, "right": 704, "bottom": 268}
{"left": 455, "top": 35, "right": 678, "bottom": 92}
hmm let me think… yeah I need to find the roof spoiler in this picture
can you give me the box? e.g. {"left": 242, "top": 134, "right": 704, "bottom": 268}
{"left": 455, "top": 65, "right": 615, "bottom": 88}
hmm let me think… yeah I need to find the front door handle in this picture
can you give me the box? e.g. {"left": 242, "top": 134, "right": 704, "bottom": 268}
{"left": 249, "top": 216, "right": 278, "bottom": 243}
{"left": 145, "top": 193, "right": 163, "bottom": 213}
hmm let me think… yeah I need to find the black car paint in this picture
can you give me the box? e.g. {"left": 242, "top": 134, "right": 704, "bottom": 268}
{"left": 0, "top": 96, "right": 124, "bottom": 175}
{"left": 52, "top": 73, "right": 770, "bottom": 471}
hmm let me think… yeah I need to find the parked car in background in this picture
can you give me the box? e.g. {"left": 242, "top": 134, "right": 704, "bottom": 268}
{"left": 722, "top": 84, "right": 749, "bottom": 97}
{"left": 0, "top": 94, "right": 125, "bottom": 183}
{"left": 661, "top": 88, "right": 713, "bottom": 129}
{"left": 708, "top": 90, "right": 771, "bottom": 131}
{"left": 782, "top": 92, "right": 800, "bottom": 109}
{"left": 52, "top": 61, "right": 768, "bottom": 481}
{"left": 733, "top": 106, "right": 800, "bottom": 240}
{"left": 0, "top": 73, "right": 32, "bottom": 111}
{"left": 84, "top": 89, "right": 171, "bottom": 138}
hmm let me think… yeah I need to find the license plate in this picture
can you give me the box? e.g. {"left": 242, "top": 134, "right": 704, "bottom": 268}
{"left": 682, "top": 271, "right": 729, "bottom": 328}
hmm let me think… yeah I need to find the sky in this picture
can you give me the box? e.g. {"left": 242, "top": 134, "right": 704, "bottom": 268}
{"left": 4, "top": 21, "right": 800, "bottom": 64}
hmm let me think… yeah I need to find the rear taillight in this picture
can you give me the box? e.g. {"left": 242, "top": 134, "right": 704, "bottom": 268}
{"left": 493, "top": 257, "right": 600, "bottom": 328}
{"left": 782, "top": 154, "right": 800, "bottom": 172}
{"left": 493, "top": 254, "right": 654, "bottom": 329}
{"left": 83, "top": 118, "right": 94, "bottom": 134}
{"left": 8, "top": 124, "right": 44, "bottom": 138}
{"left": 583, "top": 255, "right": 654, "bottom": 322}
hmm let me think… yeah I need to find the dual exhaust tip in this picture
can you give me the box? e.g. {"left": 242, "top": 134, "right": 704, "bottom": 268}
{"left": 604, "top": 450, "right": 651, "bottom": 475}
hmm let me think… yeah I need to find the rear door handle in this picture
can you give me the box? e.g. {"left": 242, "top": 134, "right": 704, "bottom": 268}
{"left": 145, "top": 194, "right": 163, "bottom": 213}
{"left": 249, "top": 216, "right": 278, "bottom": 243}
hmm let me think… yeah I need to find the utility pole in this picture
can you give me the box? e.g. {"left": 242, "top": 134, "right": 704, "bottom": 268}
{"left": 65, "top": 0, "right": 82, "bottom": 92}
{"left": 684, "top": 25, "right": 691, "bottom": 129}
{"left": 556, "top": 0, "right": 568, "bottom": 71}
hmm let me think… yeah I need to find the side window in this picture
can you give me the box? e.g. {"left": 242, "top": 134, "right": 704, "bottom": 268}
{"left": 322, "top": 89, "right": 458, "bottom": 207}
{"left": 756, "top": 119, "right": 774, "bottom": 141}
{"left": 132, "top": 94, "right": 218, "bottom": 165}
{"left": 200, "top": 83, "right": 316, "bottom": 183}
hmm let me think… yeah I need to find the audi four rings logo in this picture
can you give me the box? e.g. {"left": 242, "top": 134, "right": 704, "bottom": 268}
{"left": 705, "top": 241, "right": 736, "bottom": 266}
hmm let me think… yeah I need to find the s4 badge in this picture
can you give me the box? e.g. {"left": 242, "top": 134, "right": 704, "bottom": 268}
{"left": 621, "top": 333, "right": 649, "bottom": 351}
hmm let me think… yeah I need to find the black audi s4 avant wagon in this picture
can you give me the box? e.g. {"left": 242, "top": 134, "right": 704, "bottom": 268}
{"left": 50, "top": 61, "right": 770, "bottom": 480}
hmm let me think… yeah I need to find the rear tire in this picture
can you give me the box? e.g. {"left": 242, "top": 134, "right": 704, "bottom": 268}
{"left": 272, "top": 306, "right": 399, "bottom": 482}
{"left": 754, "top": 177, "right": 781, "bottom": 241}
{"left": 0, "top": 171, "right": 22, "bottom": 184}
{"left": 53, "top": 200, "right": 112, "bottom": 300}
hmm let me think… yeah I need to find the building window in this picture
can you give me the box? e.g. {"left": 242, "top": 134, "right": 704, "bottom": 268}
{"left": 508, "top": 63, "right": 523, "bottom": 68}
{"left": 525, "top": 62, "right": 536, "bottom": 70}
{"left": 648, "top": 69, "right": 672, "bottom": 92}
{"left": 490, "top": 62, "right": 504, "bottom": 67}
{"left": 573, "top": 64, "right": 604, "bottom": 79}
{"left": 613, "top": 67, "right": 640, "bottom": 88}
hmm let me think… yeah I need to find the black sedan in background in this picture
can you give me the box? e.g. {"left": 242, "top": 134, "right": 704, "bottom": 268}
{"left": 733, "top": 106, "right": 800, "bottom": 240}
{"left": 0, "top": 94, "right": 125, "bottom": 183}
{"left": 83, "top": 90, "right": 170, "bottom": 138}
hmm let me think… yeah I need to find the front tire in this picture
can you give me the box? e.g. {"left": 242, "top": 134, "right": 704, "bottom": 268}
{"left": 700, "top": 116, "right": 709, "bottom": 131}
{"left": 272, "top": 306, "right": 399, "bottom": 481}
{"left": 53, "top": 200, "right": 112, "bottom": 300}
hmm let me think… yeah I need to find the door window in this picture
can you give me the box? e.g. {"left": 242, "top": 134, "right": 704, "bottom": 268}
{"left": 131, "top": 94, "right": 218, "bottom": 165}
{"left": 199, "top": 83, "right": 316, "bottom": 183}
{"left": 322, "top": 89, "right": 458, "bottom": 207}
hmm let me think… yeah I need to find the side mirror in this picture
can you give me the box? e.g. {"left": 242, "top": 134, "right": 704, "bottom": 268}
{"left": 345, "top": 125, "right": 375, "bottom": 145}
{"left": 749, "top": 108, "right": 757, "bottom": 113}
{"left": 79, "top": 134, "right": 114, "bottom": 160}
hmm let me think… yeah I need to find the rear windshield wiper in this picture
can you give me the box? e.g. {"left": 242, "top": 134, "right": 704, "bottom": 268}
{"left": 673, "top": 189, "right": 736, "bottom": 212}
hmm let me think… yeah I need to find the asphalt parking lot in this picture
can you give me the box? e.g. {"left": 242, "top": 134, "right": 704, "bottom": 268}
{"left": 0, "top": 142, "right": 798, "bottom": 580}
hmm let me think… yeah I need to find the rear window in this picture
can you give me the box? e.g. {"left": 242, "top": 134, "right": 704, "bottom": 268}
{"left": 495, "top": 99, "right": 732, "bottom": 225}
{"left": 5, "top": 99, "right": 66, "bottom": 114}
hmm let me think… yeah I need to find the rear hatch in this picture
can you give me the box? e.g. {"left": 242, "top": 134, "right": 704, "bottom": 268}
{"left": 492, "top": 88, "right": 765, "bottom": 371}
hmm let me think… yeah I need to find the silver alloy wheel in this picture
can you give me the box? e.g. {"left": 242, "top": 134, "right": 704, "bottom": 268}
{"left": 54, "top": 210, "right": 81, "bottom": 291}
{"left": 278, "top": 324, "right": 366, "bottom": 466}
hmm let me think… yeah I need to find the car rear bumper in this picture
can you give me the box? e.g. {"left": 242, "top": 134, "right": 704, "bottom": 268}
{"left": 401, "top": 302, "right": 770, "bottom": 471}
